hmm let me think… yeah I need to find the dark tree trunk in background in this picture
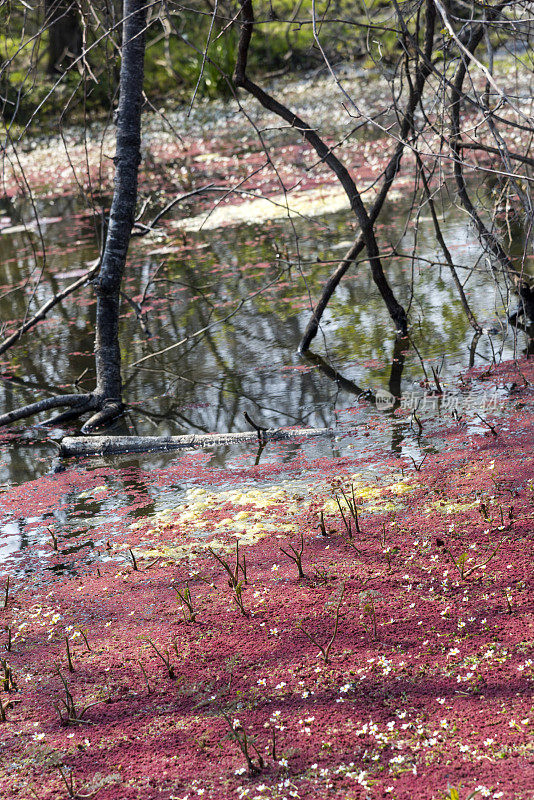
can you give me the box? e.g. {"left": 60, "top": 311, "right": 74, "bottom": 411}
{"left": 83, "top": 0, "right": 148, "bottom": 431}
{"left": 45, "top": 0, "right": 83, "bottom": 74}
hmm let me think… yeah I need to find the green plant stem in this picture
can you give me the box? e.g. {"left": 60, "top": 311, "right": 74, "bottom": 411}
{"left": 145, "top": 638, "right": 176, "bottom": 678}
{"left": 65, "top": 636, "right": 75, "bottom": 672}
{"left": 280, "top": 532, "right": 305, "bottom": 579}
{"left": 299, "top": 582, "right": 345, "bottom": 663}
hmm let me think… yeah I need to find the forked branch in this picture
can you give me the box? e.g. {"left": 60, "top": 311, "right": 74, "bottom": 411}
{"left": 233, "top": 0, "right": 408, "bottom": 338}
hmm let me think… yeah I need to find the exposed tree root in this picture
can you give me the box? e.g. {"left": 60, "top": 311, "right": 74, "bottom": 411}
{"left": 81, "top": 400, "right": 125, "bottom": 434}
{"left": 0, "top": 394, "right": 94, "bottom": 428}
{"left": 0, "top": 393, "right": 124, "bottom": 433}
{"left": 42, "top": 403, "right": 96, "bottom": 427}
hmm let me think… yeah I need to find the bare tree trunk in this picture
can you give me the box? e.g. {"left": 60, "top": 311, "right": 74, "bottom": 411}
{"left": 0, "top": 0, "right": 147, "bottom": 431}
{"left": 82, "top": 0, "right": 148, "bottom": 432}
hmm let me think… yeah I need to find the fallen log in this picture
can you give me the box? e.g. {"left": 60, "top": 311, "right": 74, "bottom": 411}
{"left": 60, "top": 427, "right": 336, "bottom": 457}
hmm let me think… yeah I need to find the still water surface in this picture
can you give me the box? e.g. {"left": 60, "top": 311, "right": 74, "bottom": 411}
{"left": 0, "top": 186, "right": 530, "bottom": 475}
{"left": 0, "top": 82, "right": 531, "bottom": 570}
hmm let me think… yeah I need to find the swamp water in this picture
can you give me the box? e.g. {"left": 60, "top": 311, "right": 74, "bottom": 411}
{"left": 0, "top": 72, "right": 531, "bottom": 573}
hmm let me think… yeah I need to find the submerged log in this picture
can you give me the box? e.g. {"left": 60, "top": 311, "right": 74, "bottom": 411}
{"left": 60, "top": 427, "right": 335, "bottom": 457}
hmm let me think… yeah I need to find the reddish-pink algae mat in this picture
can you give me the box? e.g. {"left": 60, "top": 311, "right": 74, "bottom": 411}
{"left": 0, "top": 359, "right": 533, "bottom": 800}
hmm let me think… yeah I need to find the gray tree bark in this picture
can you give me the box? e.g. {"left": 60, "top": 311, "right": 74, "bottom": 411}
{"left": 83, "top": 0, "right": 149, "bottom": 432}
{"left": 60, "top": 428, "right": 335, "bottom": 457}
{"left": 0, "top": 0, "right": 148, "bottom": 431}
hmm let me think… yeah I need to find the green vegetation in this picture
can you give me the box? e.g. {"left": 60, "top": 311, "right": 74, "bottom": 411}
{"left": 0, "top": 0, "right": 427, "bottom": 126}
